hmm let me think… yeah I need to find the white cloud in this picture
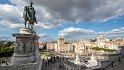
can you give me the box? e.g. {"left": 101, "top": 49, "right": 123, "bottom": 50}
{"left": 106, "top": 34, "right": 124, "bottom": 38}
{"left": 59, "top": 27, "right": 94, "bottom": 34}
{"left": 0, "top": 0, "right": 123, "bottom": 29}
{"left": 0, "top": 0, "right": 62, "bottom": 29}
{"left": 96, "top": 27, "right": 124, "bottom": 38}
{"left": 95, "top": 27, "right": 124, "bottom": 35}
{"left": 0, "top": 4, "right": 21, "bottom": 22}
{"left": 59, "top": 26, "right": 124, "bottom": 40}
{"left": 38, "top": 33, "right": 48, "bottom": 38}
{"left": 25, "top": 0, "right": 124, "bottom": 23}
{"left": 0, "top": 3, "right": 24, "bottom": 29}
{"left": 105, "top": 27, "right": 124, "bottom": 34}
{"left": 59, "top": 27, "right": 95, "bottom": 40}
{"left": 38, "top": 33, "right": 55, "bottom": 42}
{"left": 0, "top": 0, "right": 124, "bottom": 41}
{"left": 1, "top": 20, "right": 24, "bottom": 28}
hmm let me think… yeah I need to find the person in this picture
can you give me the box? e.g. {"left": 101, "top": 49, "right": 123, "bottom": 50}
{"left": 118, "top": 56, "right": 121, "bottom": 63}
{"left": 111, "top": 61, "right": 114, "bottom": 67}
{"left": 6, "top": 62, "right": 8, "bottom": 65}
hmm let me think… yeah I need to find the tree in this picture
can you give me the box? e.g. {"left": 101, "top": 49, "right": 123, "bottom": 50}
{"left": 0, "top": 47, "right": 14, "bottom": 57}
{"left": 90, "top": 38, "right": 97, "bottom": 42}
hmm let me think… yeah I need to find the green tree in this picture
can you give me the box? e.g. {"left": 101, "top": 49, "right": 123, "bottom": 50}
{"left": 0, "top": 47, "right": 14, "bottom": 57}
{"left": 90, "top": 38, "right": 97, "bottom": 42}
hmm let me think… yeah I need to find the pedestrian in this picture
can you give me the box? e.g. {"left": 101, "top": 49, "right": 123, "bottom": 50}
{"left": 118, "top": 56, "right": 121, "bottom": 63}
{"left": 111, "top": 61, "right": 114, "bottom": 67}
{"left": 59, "top": 65, "right": 61, "bottom": 68}
{"left": 6, "top": 62, "right": 8, "bottom": 65}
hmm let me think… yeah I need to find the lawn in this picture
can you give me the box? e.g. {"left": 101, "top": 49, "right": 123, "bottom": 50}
{"left": 91, "top": 47, "right": 116, "bottom": 52}
{"left": 40, "top": 52, "right": 51, "bottom": 56}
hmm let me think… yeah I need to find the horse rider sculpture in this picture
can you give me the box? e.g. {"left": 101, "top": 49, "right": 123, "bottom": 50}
{"left": 23, "top": 1, "right": 37, "bottom": 30}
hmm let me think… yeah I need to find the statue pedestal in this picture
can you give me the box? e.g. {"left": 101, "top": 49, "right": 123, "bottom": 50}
{"left": 0, "top": 29, "right": 42, "bottom": 70}
{"left": 9, "top": 28, "right": 42, "bottom": 70}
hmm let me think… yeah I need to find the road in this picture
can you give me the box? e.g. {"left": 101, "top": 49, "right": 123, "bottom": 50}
{"left": 41, "top": 58, "right": 65, "bottom": 70}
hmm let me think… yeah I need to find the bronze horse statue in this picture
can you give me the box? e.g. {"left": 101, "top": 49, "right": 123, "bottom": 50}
{"left": 23, "top": 2, "right": 37, "bottom": 30}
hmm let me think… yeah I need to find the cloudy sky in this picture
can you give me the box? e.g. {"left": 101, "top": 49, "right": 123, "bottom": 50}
{"left": 0, "top": 0, "right": 124, "bottom": 41}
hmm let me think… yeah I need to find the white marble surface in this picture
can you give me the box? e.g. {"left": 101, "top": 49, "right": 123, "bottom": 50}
{"left": 19, "top": 28, "right": 32, "bottom": 34}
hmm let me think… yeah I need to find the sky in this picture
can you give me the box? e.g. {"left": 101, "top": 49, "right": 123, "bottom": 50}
{"left": 0, "top": 0, "right": 124, "bottom": 42}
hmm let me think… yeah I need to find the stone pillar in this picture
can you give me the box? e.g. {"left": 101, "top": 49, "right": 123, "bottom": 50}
{"left": 11, "top": 28, "right": 40, "bottom": 65}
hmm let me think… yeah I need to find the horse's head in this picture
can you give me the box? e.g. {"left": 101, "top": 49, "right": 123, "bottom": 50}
{"left": 23, "top": 6, "right": 29, "bottom": 19}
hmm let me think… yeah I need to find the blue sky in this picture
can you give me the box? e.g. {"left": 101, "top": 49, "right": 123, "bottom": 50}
{"left": 0, "top": 0, "right": 124, "bottom": 41}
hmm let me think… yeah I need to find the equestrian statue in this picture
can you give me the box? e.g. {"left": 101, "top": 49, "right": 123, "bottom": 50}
{"left": 23, "top": 1, "right": 37, "bottom": 30}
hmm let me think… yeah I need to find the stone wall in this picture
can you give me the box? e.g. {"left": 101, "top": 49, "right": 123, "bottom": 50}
{"left": 97, "top": 53, "right": 120, "bottom": 69}
{"left": 0, "top": 58, "right": 42, "bottom": 70}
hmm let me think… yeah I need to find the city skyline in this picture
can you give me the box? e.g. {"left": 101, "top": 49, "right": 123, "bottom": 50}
{"left": 0, "top": 0, "right": 124, "bottom": 41}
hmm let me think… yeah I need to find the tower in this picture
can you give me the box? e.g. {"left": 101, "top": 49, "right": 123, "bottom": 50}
{"left": 58, "top": 36, "right": 65, "bottom": 45}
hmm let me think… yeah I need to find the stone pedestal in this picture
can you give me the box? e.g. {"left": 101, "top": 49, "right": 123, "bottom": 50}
{"left": 11, "top": 28, "right": 39, "bottom": 65}
{"left": 0, "top": 28, "right": 42, "bottom": 70}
